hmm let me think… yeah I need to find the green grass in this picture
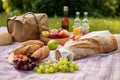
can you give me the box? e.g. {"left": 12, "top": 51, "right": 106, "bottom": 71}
{"left": 0, "top": 12, "right": 9, "bottom": 26}
{"left": 89, "top": 17, "right": 120, "bottom": 33}
{"left": 0, "top": 12, "right": 120, "bottom": 34}
{"left": 48, "top": 17, "right": 74, "bottom": 31}
{"left": 49, "top": 17, "right": 120, "bottom": 33}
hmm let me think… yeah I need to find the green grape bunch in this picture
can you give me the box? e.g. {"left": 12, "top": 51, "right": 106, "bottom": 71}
{"left": 33, "top": 58, "right": 80, "bottom": 74}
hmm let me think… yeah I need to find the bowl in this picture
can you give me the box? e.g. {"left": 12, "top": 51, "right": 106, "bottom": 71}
{"left": 40, "top": 36, "right": 69, "bottom": 45}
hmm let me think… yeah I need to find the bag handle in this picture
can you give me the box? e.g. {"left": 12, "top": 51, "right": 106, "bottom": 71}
{"left": 23, "top": 12, "right": 38, "bottom": 25}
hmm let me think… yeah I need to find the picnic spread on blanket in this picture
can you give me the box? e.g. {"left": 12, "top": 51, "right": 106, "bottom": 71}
{"left": 0, "top": 12, "right": 120, "bottom": 80}
{"left": 0, "top": 27, "right": 120, "bottom": 80}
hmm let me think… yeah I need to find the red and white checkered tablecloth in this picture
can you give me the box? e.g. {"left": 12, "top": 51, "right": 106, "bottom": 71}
{"left": 0, "top": 27, "right": 120, "bottom": 80}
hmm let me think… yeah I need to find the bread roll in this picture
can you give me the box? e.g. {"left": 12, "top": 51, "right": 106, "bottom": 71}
{"left": 0, "top": 32, "right": 13, "bottom": 45}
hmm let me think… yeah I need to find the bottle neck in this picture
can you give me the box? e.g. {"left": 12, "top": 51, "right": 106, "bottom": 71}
{"left": 84, "top": 14, "right": 87, "bottom": 19}
{"left": 84, "top": 12, "right": 88, "bottom": 19}
{"left": 64, "top": 10, "right": 68, "bottom": 17}
{"left": 76, "top": 14, "right": 79, "bottom": 19}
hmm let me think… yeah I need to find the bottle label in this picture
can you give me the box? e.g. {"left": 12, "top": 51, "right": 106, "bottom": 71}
{"left": 82, "top": 23, "right": 89, "bottom": 28}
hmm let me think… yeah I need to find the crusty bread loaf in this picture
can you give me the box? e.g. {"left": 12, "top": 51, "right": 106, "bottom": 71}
{"left": 89, "top": 36, "right": 118, "bottom": 53}
{"left": 32, "top": 46, "right": 50, "bottom": 61}
{"left": 66, "top": 36, "right": 118, "bottom": 60}
{"left": 13, "top": 44, "right": 41, "bottom": 55}
{"left": 13, "top": 40, "right": 44, "bottom": 55}
{"left": 21, "top": 40, "right": 44, "bottom": 47}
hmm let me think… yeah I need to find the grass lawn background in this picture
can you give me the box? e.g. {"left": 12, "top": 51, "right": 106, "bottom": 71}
{"left": 0, "top": 13, "right": 120, "bottom": 34}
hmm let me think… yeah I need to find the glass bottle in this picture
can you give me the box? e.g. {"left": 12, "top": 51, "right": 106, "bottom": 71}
{"left": 73, "top": 12, "right": 81, "bottom": 36}
{"left": 81, "top": 12, "right": 89, "bottom": 35}
{"left": 62, "top": 6, "right": 69, "bottom": 31}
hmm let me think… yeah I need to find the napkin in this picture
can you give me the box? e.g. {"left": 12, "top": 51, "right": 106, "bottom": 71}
{"left": 114, "top": 34, "right": 120, "bottom": 51}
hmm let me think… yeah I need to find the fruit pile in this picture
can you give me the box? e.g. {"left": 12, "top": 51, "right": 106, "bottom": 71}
{"left": 41, "top": 28, "right": 69, "bottom": 39}
{"left": 13, "top": 54, "right": 39, "bottom": 70}
{"left": 33, "top": 58, "right": 79, "bottom": 73}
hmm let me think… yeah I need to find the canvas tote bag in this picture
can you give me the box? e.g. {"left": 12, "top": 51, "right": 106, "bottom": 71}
{"left": 7, "top": 12, "right": 48, "bottom": 42}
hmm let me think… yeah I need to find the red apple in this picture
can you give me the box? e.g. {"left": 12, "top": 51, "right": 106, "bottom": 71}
{"left": 58, "top": 28, "right": 64, "bottom": 32}
{"left": 58, "top": 30, "right": 69, "bottom": 38}
{"left": 41, "top": 31, "right": 50, "bottom": 38}
{"left": 50, "top": 29, "right": 58, "bottom": 33}
{"left": 49, "top": 32, "right": 59, "bottom": 38}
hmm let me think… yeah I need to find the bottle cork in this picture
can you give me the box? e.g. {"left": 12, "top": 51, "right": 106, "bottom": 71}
{"left": 63, "top": 6, "right": 68, "bottom": 11}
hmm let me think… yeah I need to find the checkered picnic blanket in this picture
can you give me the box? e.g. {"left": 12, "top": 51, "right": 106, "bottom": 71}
{"left": 0, "top": 27, "right": 120, "bottom": 80}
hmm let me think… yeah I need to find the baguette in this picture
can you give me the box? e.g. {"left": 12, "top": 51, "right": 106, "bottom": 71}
{"left": 32, "top": 46, "right": 50, "bottom": 61}
{"left": 21, "top": 40, "right": 44, "bottom": 47}
{"left": 13, "top": 44, "right": 41, "bottom": 55}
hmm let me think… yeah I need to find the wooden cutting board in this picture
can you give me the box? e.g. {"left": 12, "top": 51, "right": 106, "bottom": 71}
{"left": 8, "top": 52, "right": 14, "bottom": 64}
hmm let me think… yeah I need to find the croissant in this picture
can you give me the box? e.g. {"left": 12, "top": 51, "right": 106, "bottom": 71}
{"left": 32, "top": 46, "right": 50, "bottom": 61}
{"left": 21, "top": 40, "right": 44, "bottom": 47}
{"left": 56, "top": 36, "right": 118, "bottom": 60}
{"left": 13, "top": 44, "right": 41, "bottom": 55}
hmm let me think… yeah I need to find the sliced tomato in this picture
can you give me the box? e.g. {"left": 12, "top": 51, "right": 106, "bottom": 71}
{"left": 14, "top": 54, "right": 24, "bottom": 59}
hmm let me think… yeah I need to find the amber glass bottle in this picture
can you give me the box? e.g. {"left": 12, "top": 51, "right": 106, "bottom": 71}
{"left": 62, "top": 6, "right": 69, "bottom": 31}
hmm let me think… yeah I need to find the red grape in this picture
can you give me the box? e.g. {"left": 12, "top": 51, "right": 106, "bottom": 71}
{"left": 23, "top": 59, "right": 29, "bottom": 65}
{"left": 23, "top": 65, "right": 29, "bottom": 71}
{"left": 30, "top": 56, "right": 36, "bottom": 61}
{"left": 28, "top": 64, "right": 33, "bottom": 70}
{"left": 31, "top": 62, "right": 36, "bottom": 67}
{"left": 20, "top": 66, "right": 24, "bottom": 70}
{"left": 34, "top": 57, "right": 39, "bottom": 61}
{"left": 13, "top": 54, "right": 38, "bottom": 71}
{"left": 16, "top": 61, "right": 22, "bottom": 67}
{"left": 27, "top": 54, "right": 31, "bottom": 58}
{"left": 14, "top": 64, "right": 20, "bottom": 70}
{"left": 13, "top": 59, "right": 18, "bottom": 64}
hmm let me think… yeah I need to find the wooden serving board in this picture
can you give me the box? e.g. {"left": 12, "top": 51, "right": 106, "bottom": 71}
{"left": 8, "top": 52, "right": 27, "bottom": 65}
{"left": 8, "top": 52, "right": 14, "bottom": 64}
